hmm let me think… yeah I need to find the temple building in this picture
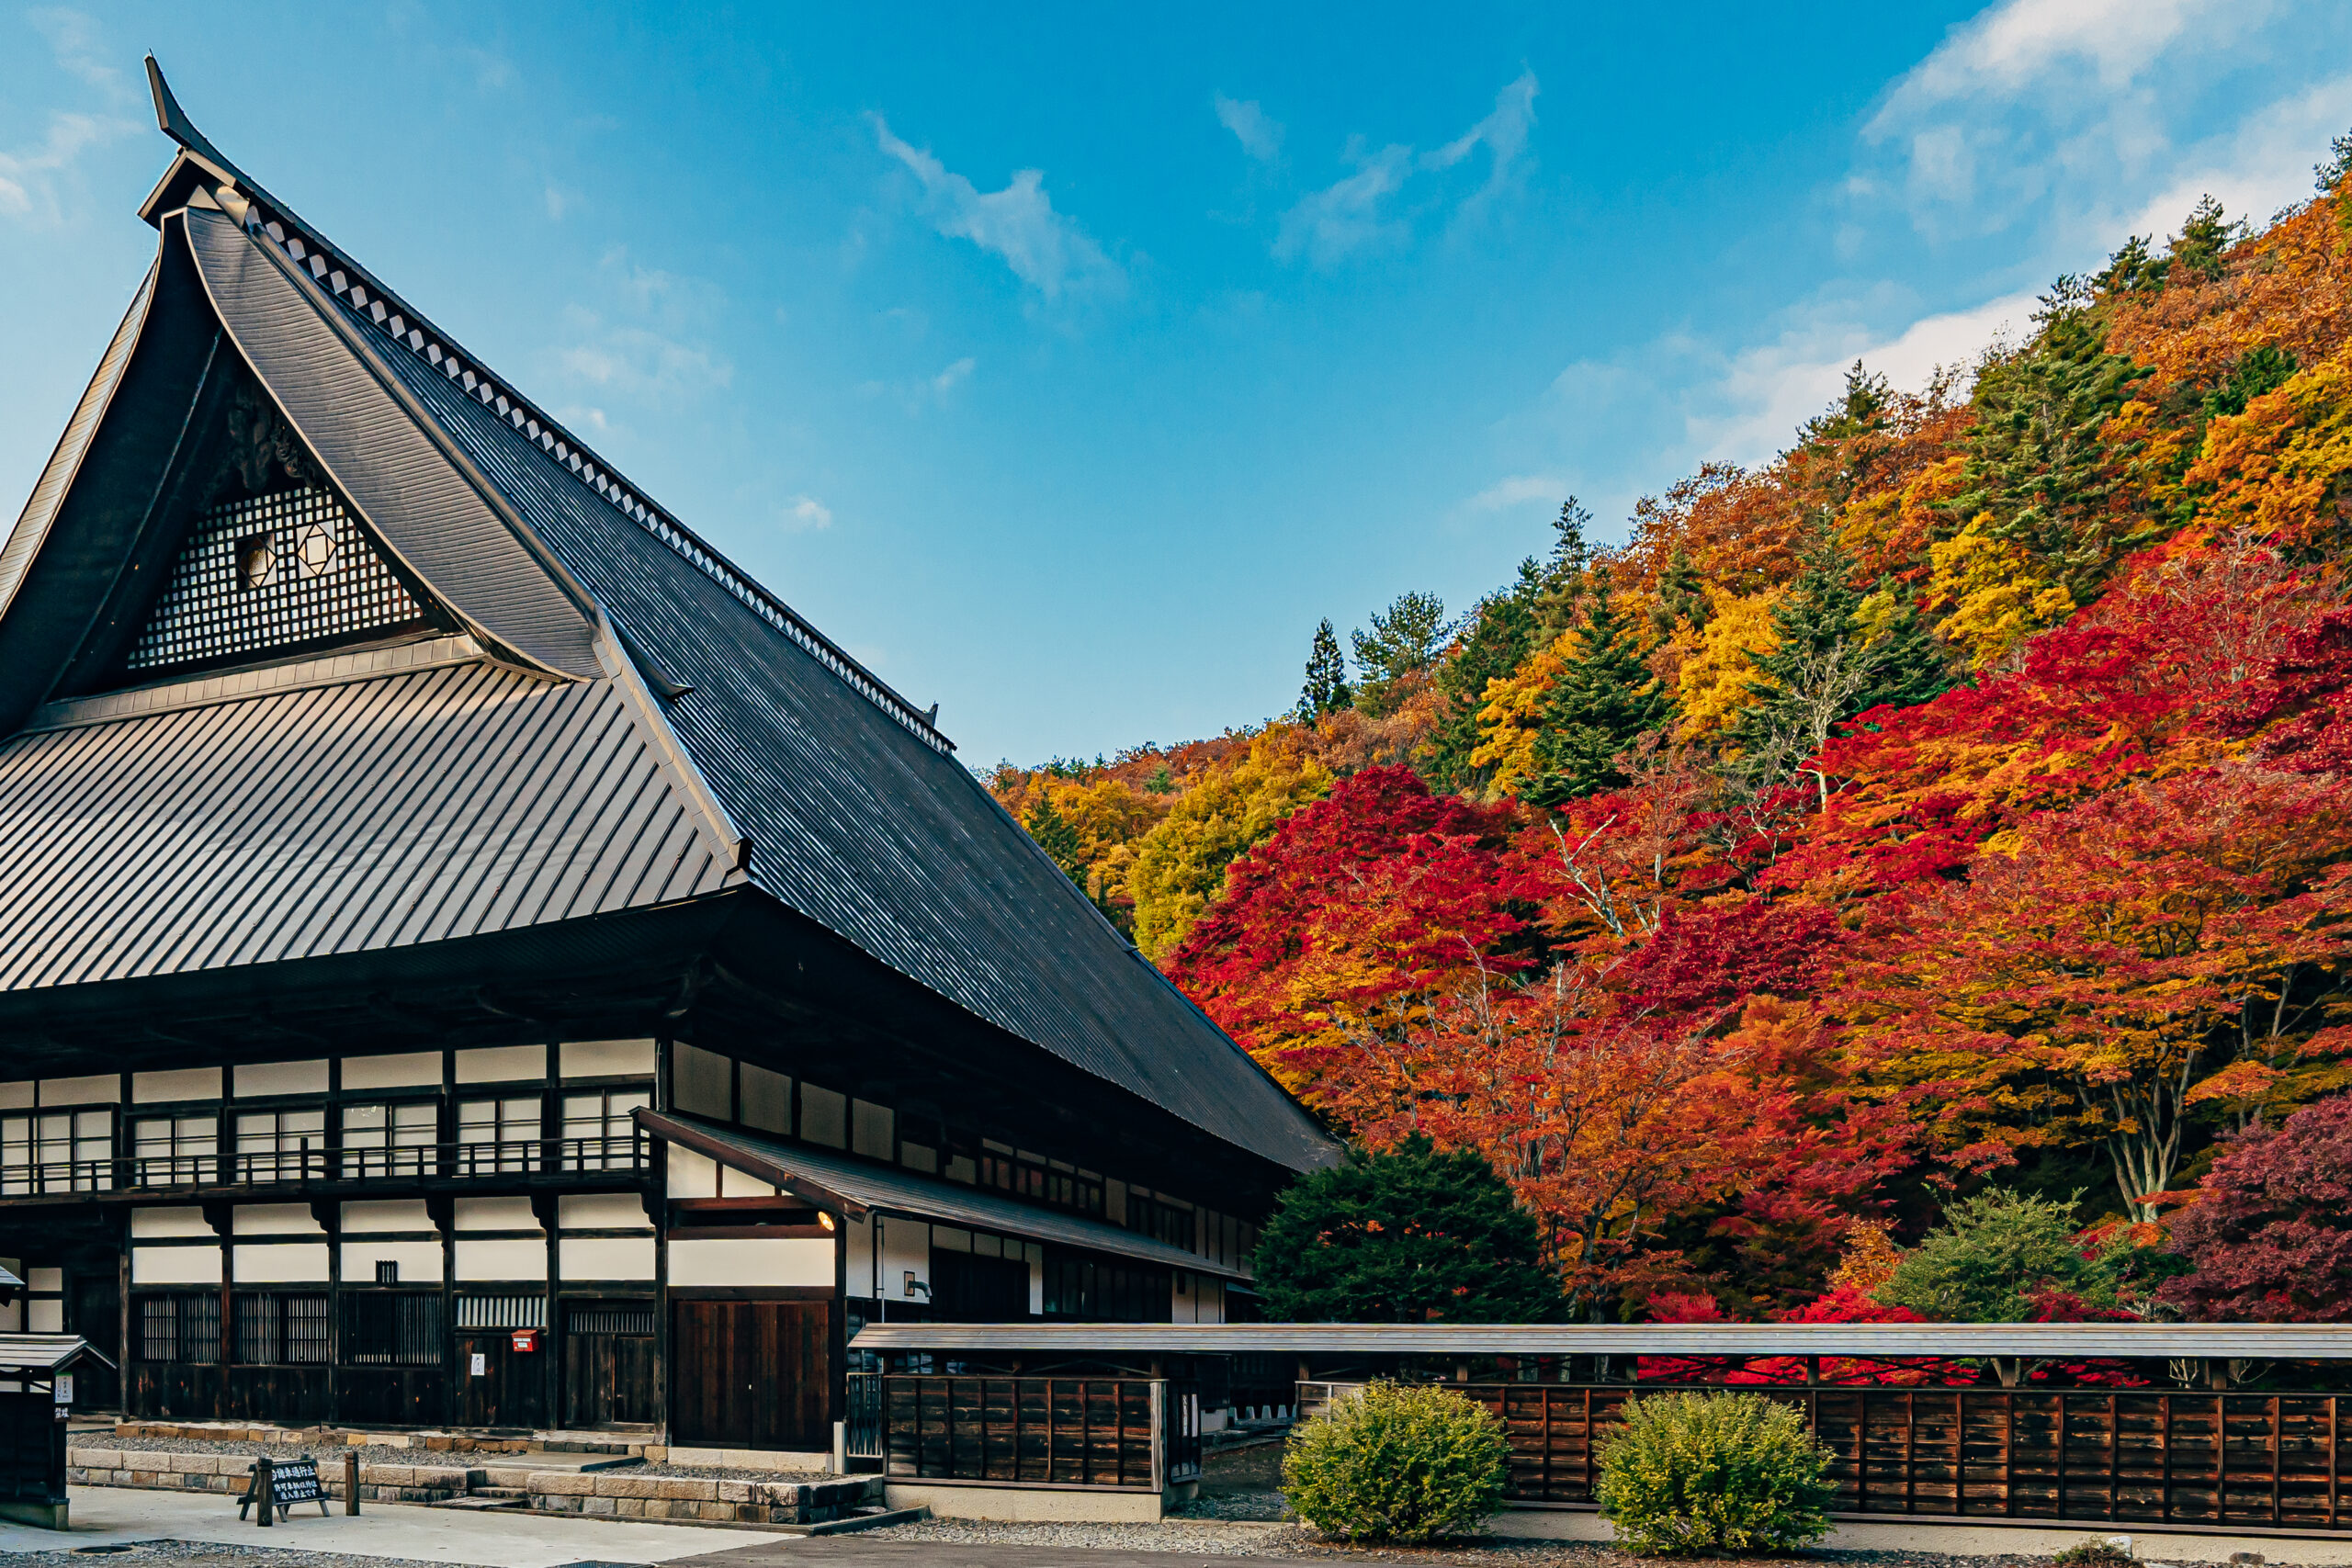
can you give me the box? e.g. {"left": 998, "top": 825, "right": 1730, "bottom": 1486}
{"left": 0, "top": 61, "right": 1329, "bottom": 1450}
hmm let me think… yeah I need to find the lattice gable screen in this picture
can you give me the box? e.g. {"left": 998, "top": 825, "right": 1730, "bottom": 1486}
{"left": 124, "top": 483, "right": 432, "bottom": 674}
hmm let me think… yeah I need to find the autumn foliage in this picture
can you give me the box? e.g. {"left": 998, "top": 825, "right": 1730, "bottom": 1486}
{"left": 995, "top": 142, "right": 2352, "bottom": 1337}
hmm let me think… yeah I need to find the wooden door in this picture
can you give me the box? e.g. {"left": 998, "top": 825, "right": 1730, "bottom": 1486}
{"left": 671, "top": 1299, "right": 831, "bottom": 1450}
{"left": 564, "top": 1300, "right": 658, "bottom": 1427}
{"left": 69, "top": 1274, "right": 119, "bottom": 1410}
{"left": 455, "top": 1332, "right": 548, "bottom": 1430}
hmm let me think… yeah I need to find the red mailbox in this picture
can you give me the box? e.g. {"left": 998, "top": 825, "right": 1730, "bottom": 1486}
{"left": 511, "top": 1329, "right": 540, "bottom": 1353}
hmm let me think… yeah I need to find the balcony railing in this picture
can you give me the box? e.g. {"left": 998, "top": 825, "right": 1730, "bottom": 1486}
{"left": 0, "top": 1134, "right": 650, "bottom": 1196}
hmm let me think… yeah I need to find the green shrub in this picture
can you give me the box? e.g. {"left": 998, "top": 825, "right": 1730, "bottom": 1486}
{"left": 2050, "top": 1543, "right": 2142, "bottom": 1568}
{"left": 1596, "top": 1390, "right": 1837, "bottom": 1555}
{"left": 1281, "top": 1380, "right": 1510, "bottom": 1543}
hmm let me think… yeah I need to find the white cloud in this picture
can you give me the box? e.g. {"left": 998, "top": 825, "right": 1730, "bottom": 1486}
{"left": 2118, "top": 72, "right": 2352, "bottom": 239}
{"left": 557, "top": 309, "right": 731, "bottom": 405}
{"left": 783, "top": 494, "right": 833, "bottom": 532}
{"left": 1466, "top": 474, "right": 1567, "bottom": 512}
{"left": 1275, "top": 71, "right": 1538, "bottom": 265}
{"left": 1215, "top": 95, "right": 1283, "bottom": 162}
{"left": 28, "top": 9, "right": 129, "bottom": 100}
{"left": 931, "top": 356, "right": 976, "bottom": 395}
{"left": 1422, "top": 69, "right": 1539, "bottom": 210}
{"left": 1885, "top": 0, "right": 2237, "bottom": 107}
{"left": 1275, "top": 143, "right": 1414, "bottom": 265}
{"left": 871, "top": 115, "right": 1122, "bottom": 299}
{"left": 0, "top": 109, "right": 130, "bottom": 227}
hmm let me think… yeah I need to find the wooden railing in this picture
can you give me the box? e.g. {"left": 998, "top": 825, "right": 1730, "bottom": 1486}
{"left": 1429, "top": 1382, "right": 2352, "bottom": 1529}
{"left": 880, "top": 1374, "right": 1199, "bottom": 1491}
{"left": 0, "top": 1134, "right": 649, "bottom": 1197}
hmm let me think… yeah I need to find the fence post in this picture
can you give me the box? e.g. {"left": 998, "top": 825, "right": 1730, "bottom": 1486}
{"left": 254, "top": 1454, "right": 275, "bottom": 1528}
{"left": 345, "top": 1449, "right": 358, "bottom": 1515}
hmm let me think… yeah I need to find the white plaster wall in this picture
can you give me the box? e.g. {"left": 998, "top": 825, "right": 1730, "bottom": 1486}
{"left": 28, "top": 1300, "right": 61, "bottom": 1332}
{"left": 133, "top": 1067, "right": 220, "bottom": 1102}
{"left": 132, "top": 1246, "right": 222, "bottom": 1285}
{"left": 341, "top": 1199, "right": 433, "bottom": 1233}
{"left": 719, "top": 1165, "right": 779, "bottom": 1198}
{"left": 234, "top": 1243, "right": 331, "bottom": 1281}
{"left": 454, "top": 1238, "right": 547, "bottom": 1280}
{"left": 560, "top": 1039, "right": 655, "bottom": 1077}
{"left": 340, "top": 1239, "right": 443, "bottom": 1282}
{"left": 666, "top": 1145, "right": 718, "bottom": 1198}
{"left": 877, "top": 1218, "right": 931, "bottom": 1304}
{"left": 0, "top": 1083, "right": 29, "bottom": 1110}
{"left": 668, "top": 1237, "right": 831, "bottom": 1288}
{"left": 234, "top": 1060, "right": 327, "bottom": 1096}
{"left": 453, "top": 1196, "right": 540, "bottom": 1232}
{"left": 39, "top": 1074, "right": 118, "bottom": 1105}
{"left": 342, "top": 1052, "right": 440, "bottom": 1090}
{"left": 558, "top": 1193, "right": 650, "bottom": 1229}
{"left": 28, "top": 1268, "right": 61, "bottom": 1293}
{"left": 234, "top": 1203, "right": 324, "bottom": 1235}
{"left": 131, "top": 1207, "right": 213, "bottom": 1239}
{"left": 455, "top": 1044, "right": 545, "bottom": 1084}
{"left": 560, "top": 1235, "right": 656, "bottom": 1280}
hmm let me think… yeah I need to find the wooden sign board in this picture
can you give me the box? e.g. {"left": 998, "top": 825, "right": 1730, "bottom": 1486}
{"left": 240, "top": 1457, "right": 331, "bottom": 1521}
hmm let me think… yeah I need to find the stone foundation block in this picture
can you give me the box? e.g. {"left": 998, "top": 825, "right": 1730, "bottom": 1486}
{"left": 529, "top": 1471, "right": 595, "bottom": 1496}
{"left": 654, "top": 1478, "right": 716, "bottom": 1502}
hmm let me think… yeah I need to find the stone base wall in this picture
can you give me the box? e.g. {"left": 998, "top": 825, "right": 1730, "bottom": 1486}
{"left": 111, "top": 1421, "right": 653, "bottom": 1459}
{"left": 526, "top": 1471, "right": 883, "bottom": 1526}
{"left": 68, "top": 1448, "right": 476, "bottom": 1505}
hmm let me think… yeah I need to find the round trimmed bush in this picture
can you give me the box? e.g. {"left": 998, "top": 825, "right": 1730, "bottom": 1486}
{"left": 1595, "top": 1389, "right": 1837, "bottom": 1555}
{"left": 1281, "top": 1380, "right": 1510, "bottom": 1543}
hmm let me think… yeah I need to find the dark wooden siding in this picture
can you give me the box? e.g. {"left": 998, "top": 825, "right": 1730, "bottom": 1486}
{"left": 670, "top": 1299, "right": 831, "bottom": 1451}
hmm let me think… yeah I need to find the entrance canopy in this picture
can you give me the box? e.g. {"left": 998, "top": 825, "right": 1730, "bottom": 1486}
{"left": 645, "top": 1111, "right": 1247, "bottom": 1279}
{"left": 849, "top": 1321, "right": 2352, "bottom": 1359}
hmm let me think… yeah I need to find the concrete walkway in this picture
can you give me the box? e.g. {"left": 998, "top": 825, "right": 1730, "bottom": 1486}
{"left": 0, "top": 1484, "right": 790, "bottom": 1565}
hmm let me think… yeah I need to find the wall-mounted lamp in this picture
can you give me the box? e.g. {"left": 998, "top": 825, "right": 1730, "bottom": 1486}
{"left": 903, "top": 1270, "right": 929, "bottom": 1299}
{"left": 820, "top": 1212, "right": 836, "bottom": 1231}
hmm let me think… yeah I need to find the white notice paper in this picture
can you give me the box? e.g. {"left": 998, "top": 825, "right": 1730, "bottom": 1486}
{"left": 469, "top": 1352, "right": 486, "bottom": 1375}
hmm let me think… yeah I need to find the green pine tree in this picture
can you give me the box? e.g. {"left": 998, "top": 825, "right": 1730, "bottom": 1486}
{"left": 1649, "top": 541, "right": 1708, "bottom": 637}
{"left": 1524, "top": 583, "right": 1671, "bottom": 807}
{"left": 1732, "top": 522, "right": 1951, "bottom": 795}
{"left": 1351, "top": 592, "right": 1450, "bottom": 716}
{"left": 1023, "top": 795, "right": 1085, "bottom": 884}
{"left": 1531, "top": 497, "right": 1595, "bottom": 638}
{"left": 1425, "top": 562, "right": 1547, "bottom": 794}
{"left": 1946, "top": 307, "right": 2152, "bottom": 603}
{"left": 1298, "top": 617, "right": 1354, "bottom": 720}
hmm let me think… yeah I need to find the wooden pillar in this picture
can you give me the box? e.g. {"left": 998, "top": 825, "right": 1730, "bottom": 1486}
{"left": 533, "top": 1192, "right": 560, "bottom": 1429}
{"left": 312, "top": 1199, "right": 340, "bottom": 1427}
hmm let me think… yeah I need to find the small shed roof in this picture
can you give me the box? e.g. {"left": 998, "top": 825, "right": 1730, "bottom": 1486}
{"left": 0, "top": 1334, "right": 107, "bottom": 1372}
{"left": 646, "top": 1111, "right": 1249, "bottom": 1279}
{"left": 848, "top": 1321, "right": 2352, "bottom": 1359}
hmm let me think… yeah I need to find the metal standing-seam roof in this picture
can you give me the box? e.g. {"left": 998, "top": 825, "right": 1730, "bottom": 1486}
{"left": 848, "top": 1322, "right": 2352, "bottom": 1359}
{"left": 0, "top": 62, "right": 1333, "bottom": 1176}
{"left": 0, "top": 636, "right": 741, "bottom": 988}
{"left": 648, "top": 1111, "right": 1251, "bottom": 1279}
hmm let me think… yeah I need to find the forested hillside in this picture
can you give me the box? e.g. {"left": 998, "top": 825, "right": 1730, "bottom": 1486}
{"left": 989, "top": 137, "right": 2352, "bottom": 1327}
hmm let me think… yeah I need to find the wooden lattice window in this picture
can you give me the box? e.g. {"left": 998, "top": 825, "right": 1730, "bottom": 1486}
{"left": 124, "top": 484, "right": 426, "bottom": 672}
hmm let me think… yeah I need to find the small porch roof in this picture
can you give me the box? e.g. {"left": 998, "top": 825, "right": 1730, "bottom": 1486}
{"left": 0, "top": 1334, "right": 110, "bottom": 1373}
{"left": 641, "top": 1110, "right": 1248, "bottom": 1280}
{"left": 847, "top": 1322, "right": 2352, "bottom": 1359}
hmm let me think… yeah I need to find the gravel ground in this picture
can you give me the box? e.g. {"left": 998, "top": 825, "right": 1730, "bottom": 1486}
{"left": 0, "top": 1540, "right": 447, "bottom": 1568}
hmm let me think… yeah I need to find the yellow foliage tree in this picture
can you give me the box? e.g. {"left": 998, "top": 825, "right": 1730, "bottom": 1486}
{"left": 1672, "top": 586, "right": 1781, "bottom": 742}
{"left": 1129, "top": 730, "right": 1334, "bottom": 957}
{"left": 2188, "top": 344, "right": 2352, "bottom": 551}
{"left": 1924, "top": 514, "right": 2075, "bottom": 672}
{"left": 1469, "top": 629, "right": 1580, "bottom": 797}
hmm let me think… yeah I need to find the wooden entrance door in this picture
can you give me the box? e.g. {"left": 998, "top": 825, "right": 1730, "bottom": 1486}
{"left": 671, "top": 1299, "right": 831, "bottom": 1450}
{"left": 455, "top": 1331, "right": 548, "bottom": 1429}
{"left": 563, "top": 1300, "right": 658, "bottom": 1427}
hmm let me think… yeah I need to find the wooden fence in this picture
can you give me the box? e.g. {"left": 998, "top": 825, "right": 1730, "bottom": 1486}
{"left": 878, "top": 1375, "right": 1201, "bottom": 1492}
{"left": 1456, "top": 1382, "right": 2352, "bottom": 1529}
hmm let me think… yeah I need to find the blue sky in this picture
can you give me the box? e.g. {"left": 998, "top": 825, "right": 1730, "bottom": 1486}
{"left": 5, "top": 3, "right": 2350, "bottom": 765}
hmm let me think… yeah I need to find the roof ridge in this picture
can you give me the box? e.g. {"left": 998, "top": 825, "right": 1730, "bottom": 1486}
{"left": 141, "top": 60, "right": 952, "bottom": 755}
